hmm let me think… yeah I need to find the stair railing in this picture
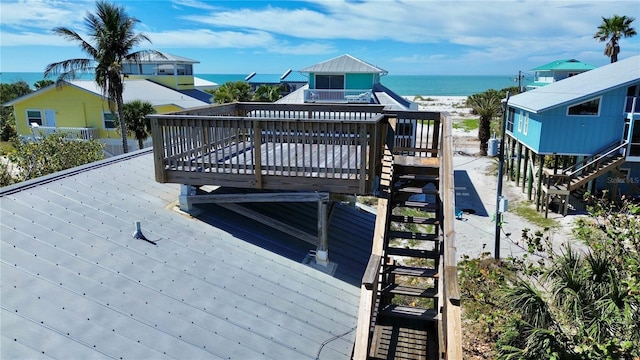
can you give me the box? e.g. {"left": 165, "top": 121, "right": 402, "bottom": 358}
{"left": 562, "top": 140, "right": 628, "bottom": 177}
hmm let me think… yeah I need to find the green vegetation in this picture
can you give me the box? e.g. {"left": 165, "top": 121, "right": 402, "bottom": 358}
{"left": 460, "top": 196, "right": 640, "bottom": 359}
{"left": 253, "top": 84, "right": 286, "bottom": 102}
{"left": 6, "top": 133, "right": 104, "bottom": 183}
{"left": 510, "top": 201, "right": 559, "bottom": 229}
{"left": 120, "top": 100, "right": 156, "bottom": 150}
{"left": 45, "top": 0, "right": 158, "bottom": 154}
{"left": 1, "top": 81, "right": 32, "bottom": 141}
{"left": 208, "top": 81, "right": 253, "bottom": 104}
{"left": 594, "top": 15, "right": 636, "bottom": 63}
{"left": 452, "top": 118, "right": 479, "bottom": 132}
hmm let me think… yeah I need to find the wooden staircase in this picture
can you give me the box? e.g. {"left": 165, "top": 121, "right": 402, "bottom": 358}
{"left": 368, "top": 156, "right": 442, "bottom": 360}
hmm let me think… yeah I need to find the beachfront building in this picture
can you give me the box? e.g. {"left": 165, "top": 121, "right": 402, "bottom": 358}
{"left": 504, "top": 55, "right": 640, "bottom": 216}
{"left": 526, "top": 59, "right": 596, "bottom": 91}
{"left": 278, "top": 54, "right": 417, "bottom": 110}
{"left": 3, "top": 52, "right": 212, "bottom": 156}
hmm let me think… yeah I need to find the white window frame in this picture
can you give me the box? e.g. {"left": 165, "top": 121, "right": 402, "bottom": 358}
{"left": 517, "top": 111, "right": 523, "bottom": 132}
{"left": 103, "top": 112, "right": 117, "bottom": 130}
{"left": 567, "top": 96, "right": 601, "bottom": 116}
{"left": 26, "top": 109, "right": 43, "bottom": 127}
{"left": 523, "top": 113, "right": 529, "bottom": 135}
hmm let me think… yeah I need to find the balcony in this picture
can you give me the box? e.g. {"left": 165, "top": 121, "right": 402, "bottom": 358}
{"left": 30, "top": 126, "right": 98, "bottom": 140}
{"left": 303, "top": 89, "right": 372, "bottom": 104}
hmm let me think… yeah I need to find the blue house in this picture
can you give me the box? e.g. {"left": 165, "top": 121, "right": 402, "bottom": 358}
{"left": 526, "top": 59, "right": 596, "bottom": 90}
{"left": 505, "top": 55, "right": 640, "bottom": 215}
{"left": 278, "top": 54, "right": 416, "bottom": 110}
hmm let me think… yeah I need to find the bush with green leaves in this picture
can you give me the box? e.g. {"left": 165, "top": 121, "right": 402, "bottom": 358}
{"left": 208, "top": 81, "right": 253, "bottom": 104}
{"left": 8, "top": 133, "right": 104, "bottom": 182}
{"left": 460, "top": 195, "right": 639, "bottom": 359}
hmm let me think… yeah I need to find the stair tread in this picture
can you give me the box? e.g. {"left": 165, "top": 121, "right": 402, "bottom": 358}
{"left": 394, "top": 186, "right": 439, "bottom": 195}
{"left": 379, "top": 304, "right": 439, "bottom": 322}
{"left": 388, "top": 230, "right": 439, "bottom": 241}
{"left": 386, "top": 265, "right": 438, "bottom": 278}
{"left": 386, "top": 247, "right": 439, "bottom": 259}
{"left": 383, "top": 284, "right": 438, "bottom": 298}
{"left": 395, "top": 174, "right": 439, "bottom": 182}
{"left": 389, "top": 215, "right": 440, "bottom": 225}
{"left": 392, "top": 201, "right": 440, "bottom": 210}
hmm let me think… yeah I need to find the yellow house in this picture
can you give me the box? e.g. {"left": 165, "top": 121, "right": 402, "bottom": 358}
{"left": 4, "top": 52, "right": 214, "bottom": 155}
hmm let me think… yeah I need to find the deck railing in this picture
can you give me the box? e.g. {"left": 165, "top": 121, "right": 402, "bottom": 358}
{"left": 30, "top": 126, "right": 97, "bottom": 140}
{"left": 149, "top": 103, "right": 392, "bottom": 195}
{"left": 304, "top": 89, "right": 372, "bottom": 103}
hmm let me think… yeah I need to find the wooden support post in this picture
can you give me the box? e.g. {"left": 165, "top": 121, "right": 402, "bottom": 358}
{"left": 516, "top": 142, "right": 522, "bottom": 187}
{"left": 527, "top": 155, "right": 534, "bottom": 201}
{"left": 536, "top": 155, "right": 544, "bottom": 211}
{"left": 521, "top": 147, "right": 528, "bottom": 193}
{"left": 316, "top": 200, "right": 329, "bottom": 266}
{"left": 509, "top": 138, "right": 516, "bottom": 181}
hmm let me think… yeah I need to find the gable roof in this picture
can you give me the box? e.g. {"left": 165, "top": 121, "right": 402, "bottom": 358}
{"left": 4, "top": 79, "right": 210, "bottom": 109}
{"left": 530, "top": 59, "right": 596, "bottom": 71}
{"left": 0, "top": 149, "right": 372, "bottom": 359}
{"left": 126, "top": 51, "right": 200, "bottom": 64}
{"left": 299, "top": 54, "right": 388, "bottom": 75}
{"left": 509, "top": 55, "right": 640, "bottom": 113}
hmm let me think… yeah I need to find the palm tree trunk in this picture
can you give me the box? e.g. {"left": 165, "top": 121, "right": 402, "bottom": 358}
{"left": 117, "top": 97, "right": 128, "bottom": 154}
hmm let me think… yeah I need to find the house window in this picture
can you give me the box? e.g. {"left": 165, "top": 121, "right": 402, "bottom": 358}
{"left": 517, "top": 111, "right": 523, "bottom": 132}
{"left": 103, "top": 112, "right": 117, "bottom": 129}
{"left": 523, "top": 113, "right": 529, "bottom": 135}
{"left": 176, "top": 64, "right": 193, "bottom": 75}
{"left": 506, "top": 110, "right": 515, "bottom": 132}
{"left": 315, "top": 75, "right": 344, "bottom": 89}
{"left": 568, "top": 97, "right": 600, "bottom": 116}
{"left": 26, "top": 110, "right": 43, "bottom": 126}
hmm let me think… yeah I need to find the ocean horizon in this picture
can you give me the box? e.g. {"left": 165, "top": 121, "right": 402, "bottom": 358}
{"left": 1, "top": 72, "right": 531, "bottom": 97}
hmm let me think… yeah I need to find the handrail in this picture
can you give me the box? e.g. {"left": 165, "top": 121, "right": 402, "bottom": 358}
{"left": 439, "top": 113, "right": 462, "bottom": 359}
{"left": 562, "top": 140, "right": 627, "bottom": 176}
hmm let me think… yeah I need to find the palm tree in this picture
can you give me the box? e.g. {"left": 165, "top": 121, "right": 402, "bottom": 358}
{"left": 44, "top": 1, "right": 159, "bottom": 154}
{"left": 594, "top": 15, "right": 637, "bottom": 63}
{"left": 121, "top": 100, "right": 156, "bottom": 150}
{"left": 466, "top": 89, "right": 502, "bottom": 156}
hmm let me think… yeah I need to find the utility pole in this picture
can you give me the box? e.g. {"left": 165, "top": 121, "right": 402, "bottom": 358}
{"left": 495, "top": 91, "right": 510, "bottom": 259}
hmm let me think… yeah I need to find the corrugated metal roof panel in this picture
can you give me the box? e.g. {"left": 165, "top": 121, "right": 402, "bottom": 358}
{"left": 1, "top": 150, "right": 371, "bottom": 359}
{"left": 299, "top": 54, "right": 388, "bottom": 74}
{"left": 530, "top": 59, "right": 596, "bottom": 71}
{"left": 69, "top": 79, "right": 209, "bottom": 109}
{"left": 509, "top": 55, "right": 640, "bottom": 113}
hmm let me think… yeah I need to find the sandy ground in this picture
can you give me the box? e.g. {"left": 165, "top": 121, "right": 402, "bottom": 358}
{"left": 407, "top": 96, "right": 581, "bottom": 261}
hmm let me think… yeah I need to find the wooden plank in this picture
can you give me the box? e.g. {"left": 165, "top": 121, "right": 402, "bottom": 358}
{"left": 218, "top": 203, "right": 317, "bottom": 245}
{"left": 187, "top": 192, "right": 330, "bottom": 204}
{"left": 362, "top": 254, "right": 381, "bottom": 290}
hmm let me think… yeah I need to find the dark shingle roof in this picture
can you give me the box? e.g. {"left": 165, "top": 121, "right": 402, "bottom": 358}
{"left": 1, "top": 149, "right": 373, "bottom": 359}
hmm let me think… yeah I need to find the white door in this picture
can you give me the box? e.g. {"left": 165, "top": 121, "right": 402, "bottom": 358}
{"left": 45, "top": 109, "right": 56, "bottom": 127}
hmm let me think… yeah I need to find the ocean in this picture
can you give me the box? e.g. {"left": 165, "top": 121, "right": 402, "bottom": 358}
{"left": 1, "top": 72, "right": 530, "bottom": 97}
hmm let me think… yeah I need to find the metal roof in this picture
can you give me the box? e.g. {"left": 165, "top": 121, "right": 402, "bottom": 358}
{"left": 299, "top": 54, "right": 388, "bottom": 75}
{"left": 1, "top": 149, "right": 373, "bottom": 359}
{"left": 530, "top": 59, "right": 596, "bottom": 71}
{"left": 68, "top": 79, "right": 210, "bottom": 109}
{"left": 245, "top": 73, "right": 282, "bottom": 84}
{"left": 280, "top": 70, "right": 308, "bottom": 83}
{"left": 509, "top": 55, "right": 640, "bottom": 113}
{"left": 124, "top": 51, "right": 200, "bottom": 64}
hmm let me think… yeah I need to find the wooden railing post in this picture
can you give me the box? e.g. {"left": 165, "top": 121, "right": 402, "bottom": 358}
{"left": 252, "top": 120, "right": 263, "bottom": 189}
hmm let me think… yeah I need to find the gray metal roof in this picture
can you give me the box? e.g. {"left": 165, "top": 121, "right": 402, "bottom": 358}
{"left": 1, "top": 149, "right": 374, "bottom": 359}
{"left": 509, "top": 55, "right": 640, "bottom": 113}
{"left": 299, "top": 54, "right": 388, "bottom": 75}
{"left": 126, "top": 51, "right": 200, "bottom": 64}
{"left": 69, "top": 79, "right": 210, "bottom": 109}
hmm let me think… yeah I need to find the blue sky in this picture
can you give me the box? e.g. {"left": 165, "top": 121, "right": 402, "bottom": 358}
{"left": 1, "top": 0, "right": 639, "bottom": 75}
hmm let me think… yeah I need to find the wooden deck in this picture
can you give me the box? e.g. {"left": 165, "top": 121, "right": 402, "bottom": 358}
{"left": 148, "top": 102, "right": 460, "bottom": 359}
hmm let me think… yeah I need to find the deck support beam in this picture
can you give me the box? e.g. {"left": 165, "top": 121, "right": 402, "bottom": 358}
{"left": 316, "top": 200, "right": 330, "bottom": 266}
{"left": 179, "top": 184, "right": 197, "bottom": 213}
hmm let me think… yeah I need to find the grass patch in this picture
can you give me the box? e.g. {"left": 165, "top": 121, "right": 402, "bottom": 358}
{"left": 0, "top": 142, "right": 15, "bottom": 156}
{"left": 452, "top": 118, "right": 478, "bottom": 132}
{"left": 510, "top": 200, "right": 559, "bottom": 229}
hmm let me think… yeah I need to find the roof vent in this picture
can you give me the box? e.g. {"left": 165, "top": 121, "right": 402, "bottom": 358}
{"left": 132, "top": 221, "right": 157, "bottom": 245}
